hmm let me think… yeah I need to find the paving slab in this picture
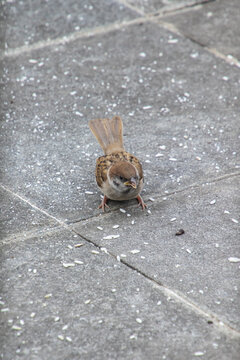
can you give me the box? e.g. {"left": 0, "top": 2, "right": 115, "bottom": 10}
{"left": 0, "top": 229, "right": 239, "bottom": 360}
{"left": 73, "top": 176, "right": 240, "bottom": 330}
{"left": 0, "top": 0, "right": 137, "bottom": 50}
{"left": 0, "top": 187, "right": 56, "bottom": 241}
{"left": 1, "top": 21, "right": 239, "bottom": 222}
{"left": 163, "top": 0, "right": 240, "bottom": 60}
{"left": 124, "top": 0, "right": 212, "bottom": 14}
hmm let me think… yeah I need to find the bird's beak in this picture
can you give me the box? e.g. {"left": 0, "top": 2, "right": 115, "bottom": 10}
{"left": 124, "top": 178, "right": 137, "bottom": 189}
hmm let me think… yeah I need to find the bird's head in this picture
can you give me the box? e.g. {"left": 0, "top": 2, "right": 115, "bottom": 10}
{"left": 108, "top": 161, "right": 139, "bottom": 192}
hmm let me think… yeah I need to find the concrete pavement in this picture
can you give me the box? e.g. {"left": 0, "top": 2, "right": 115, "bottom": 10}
{"left": 1, "top": 0, "right": 240, "bottom": 359}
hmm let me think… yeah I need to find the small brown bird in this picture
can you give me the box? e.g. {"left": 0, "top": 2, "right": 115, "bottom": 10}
{"left": 89, "top": 116, "right": 146, "bottom": 211}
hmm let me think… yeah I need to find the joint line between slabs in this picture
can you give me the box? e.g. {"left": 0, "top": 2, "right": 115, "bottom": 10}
{"left": 67, "top": 171, "right": 240, "bottom": 226}
{"left": 0, "top": 225, "right": 64, "bottom": 246}
{"left": 0, "top": 183, "right": 68, "bottom": 229}
{"left": 154, "top": 19, "right": 240, "bottom": 68}
{"left": 1, "top": 17, "right": 148, "bottom": 59}
{"left": 149, "top": 171, "right": 240, "bottom": 203}
{"left": 1, "top": 183, "right": 240, "bottom": 337}
{"left": 70, "top": 227, "right": 240, "bottom": 339}
{"left": 119, "top": 258, "right": 240, "bottom": 338}
{"left": 2, "top": 0, "right": 237, "bottom": 70}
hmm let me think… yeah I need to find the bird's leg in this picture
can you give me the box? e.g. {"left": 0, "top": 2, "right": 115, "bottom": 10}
{"left": 98, "top": 195, "right": 109, "bottom": 212}
{"left": 136, "top": 195, "right": 147, "bottom": 210}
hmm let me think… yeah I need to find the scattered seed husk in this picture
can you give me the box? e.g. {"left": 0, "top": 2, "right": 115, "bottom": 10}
{"left": 91, "top": 250, "right": 99, "bottom": 254}
{"left": 1, "top": 308, "right": 9, "bottom": 312}
{"left": 63, "top": 263, "right": 75, "bottom": 268}
{"left": 194, "top": 351, "right": 204, "bottom": 357}
{"left": 74, "top": 243, "right": 84, "bottom": 248}
{"left": 44, "top": 293, "right": 52, "bottom": 299}
{"left": 130, "top": 249, "right": 140, "bottom": 254}
{"left": 12, "top": 325, "right": 22, "bottom": 331}
{"left": 103, "top": 234, "right": 120, "bottom": 240}
{"left": 228, "top": 257, "right": 240, "bottom": 263}
{"left": 74, "top": 260, "right": 84, "bottom": 265}
{"left": 101, "top": 247, "right": 108, "bottom": 254}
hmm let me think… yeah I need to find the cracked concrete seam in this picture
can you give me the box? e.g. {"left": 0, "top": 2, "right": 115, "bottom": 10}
{"left": 0, "top": 172, "right": 240, "bottom": 243}
{"left": 1, "top": 0, "right": 236, "bottom": 71}
{"left": 1, "top": 171, "right": 240, "bottom": 339}
{"left": 67, "top": 170, "right": 240, "bottom": 225}
{"left": 1, "top": 17, "right": 147, "bottom": 59}
{"left": 157, "top": 19, "right": 240, "bottom": 67}
{"left": 1, "top": 170, "right": 239, "bottom": 243}
{"left": 0, "top": 225, "right": 64, "bottom": 247}
{"left": 66, "top": 228, "right": 240, "bottom": 339}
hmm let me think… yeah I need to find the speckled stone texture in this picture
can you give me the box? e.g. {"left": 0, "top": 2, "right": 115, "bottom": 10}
{"left": 1, "top": 0, "right": 240, "bottom": 359}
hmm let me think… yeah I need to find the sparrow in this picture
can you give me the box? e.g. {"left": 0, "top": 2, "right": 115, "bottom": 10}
{"left": 89, "top": 116, "right": 146, "bottom": 211}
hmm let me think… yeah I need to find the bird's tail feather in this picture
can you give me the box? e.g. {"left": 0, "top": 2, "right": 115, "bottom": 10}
{"left": 89, "top": 116, "right": 124, "bottom": 155}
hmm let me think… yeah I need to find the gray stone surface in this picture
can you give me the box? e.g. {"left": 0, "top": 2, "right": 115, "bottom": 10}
{"left": 0, "top": 0, "right": 137, "bottom": 50}
{"left": 1, "top": 21, "right": 239, "bottom": 222}
{"left": 0, "top": 187, "right": 56, "bottom": 241}
{"left": 73, "top": 176, "right": 240, "bottom": 329}
{"left": 164, "top": 0, "right": 240, "bottom": 60}
{"left": 125, "top": 0, "right": 211, "bottom": 14}
{"left": 1, "top": 0, "right": 240, "bottom": 358}
{"left": 1, "top": 230, "right": 239, "bottom": 360}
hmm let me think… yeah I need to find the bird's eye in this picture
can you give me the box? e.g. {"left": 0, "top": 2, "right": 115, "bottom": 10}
{"left": 119, "top": 176, "right": 124, "bottom": 181}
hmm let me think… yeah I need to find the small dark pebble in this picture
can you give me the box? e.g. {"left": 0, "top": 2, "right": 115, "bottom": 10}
{"left": 175, "top": 229, "right": 185, "bottom": 236}
{"left": 207, "top": 320, "right": 213, "bottom": 325}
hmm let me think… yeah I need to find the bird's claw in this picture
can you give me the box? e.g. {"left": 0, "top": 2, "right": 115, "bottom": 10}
{"left": 136, "top": 195, "right": 147, "bottom": 210}
{"left": 98, "top": 195, "right": 109, "bottom": 212}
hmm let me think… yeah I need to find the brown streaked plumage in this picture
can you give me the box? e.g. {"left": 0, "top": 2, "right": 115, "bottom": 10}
{"left": 89, "top": 116, "right": 146, "bottom": 211}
